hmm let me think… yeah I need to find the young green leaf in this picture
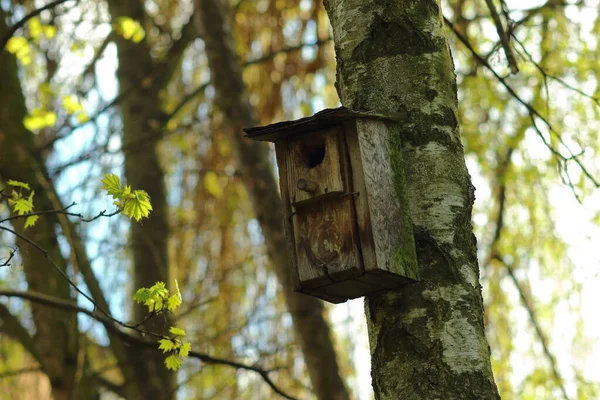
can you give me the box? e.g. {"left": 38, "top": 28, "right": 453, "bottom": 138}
{"left": 158, "top": 339, "right": 176, "bottom": 353}
{"left": 113, "top": 17, "right": 145, "bottom": 43}
{"left": 165, "top": 354, "right": 182, "bottom": 371}
{"left": 122, "top": 190, "right": 152, "bottom": 221}
{"left": 25, "top": 215, "right": 39, "bottom": 229}
{"left": 167, "top": 280, "right": 182, "bottom": 311}
{"left": 101, "top": 174, "right": 123, "bottom": 199}
{"left": 169, "top": 327, "right": 186, "bottom": 336}
{"left": 10, "top": 191, "right": 35, "bottom": 215}
{"left": 179, "top": 342, "right": 191, "bottom": 358}
{"left": 7, "top": 180, "right": 30, "bottom": 190}
{"left": 23, "top": 109, "right": 57, "bottom": 131}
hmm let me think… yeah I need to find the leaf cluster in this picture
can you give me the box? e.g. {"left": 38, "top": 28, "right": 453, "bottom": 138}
{"left": 5, "top": 180, "right": 39, "bottom": 229}
{"left": 100, "top": 174, "right": 153, "bottom": 221}
{"left": 133, "top": 280, "right": 190, "bottom": 371}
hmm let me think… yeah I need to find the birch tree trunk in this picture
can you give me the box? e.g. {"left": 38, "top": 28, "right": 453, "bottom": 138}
{"left": 322, "top": 1, "right": 500, "bottom": 398}
{"left": 194, "top": 1, "right": 350, "bottom": 399}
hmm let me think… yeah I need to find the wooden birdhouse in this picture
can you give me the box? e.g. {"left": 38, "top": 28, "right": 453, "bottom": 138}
{"left": 245, "top": 107, "right": 418, "bottom": 303}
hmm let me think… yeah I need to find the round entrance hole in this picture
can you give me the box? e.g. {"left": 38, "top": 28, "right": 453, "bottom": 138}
{"left": 299, "top": 137, "right": 326, "bottom": 169}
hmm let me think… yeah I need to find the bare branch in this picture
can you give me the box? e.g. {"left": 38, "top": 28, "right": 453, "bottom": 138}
{"left": 483, "top": 0, "right": 519, "bottom": 74}
{"left": 0, "top": 202, "right": 121, "bottom": 225}
{"left": 0, "top": 0, "right": 77, "bottom": 51}
{"left": 444, "top": 16, "right": 599, "bottom": 190}
{"left": 0, "top": 289, "right": 299, "bottom": 400}
{"left": 493, "top": 255, "right": 570, "bottom": 400}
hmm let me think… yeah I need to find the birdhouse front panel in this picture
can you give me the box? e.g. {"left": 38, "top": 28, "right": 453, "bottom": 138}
{"left": 284, "top": 127, "right": 345, "bottom": 205}
{"left": 245, "top": 108, "right": 419, "bottom": 303}
{"left": 293, "top": 196, "right": 362, "bottom": 286}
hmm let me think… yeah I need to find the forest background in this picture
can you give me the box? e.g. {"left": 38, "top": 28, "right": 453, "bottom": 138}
{"left": 1, "top": 0, "right": 600, "bottom": 399}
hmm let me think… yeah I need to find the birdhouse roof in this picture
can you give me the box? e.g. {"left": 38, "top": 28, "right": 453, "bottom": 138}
{"left": 244, "top": 107, "right": 397, "bottom": 142}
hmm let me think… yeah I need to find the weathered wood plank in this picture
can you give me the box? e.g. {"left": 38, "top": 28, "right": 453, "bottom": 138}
{"left": 275, "top": 141, "right": 302, "bottom": 291}
{"left": 355, "top": 119, "right": 418, "bottom": 279}
{"left": 285, "top": 127, "right": 345, "bottom": 205}
{"left": 343, "top": 120, "right": 378, "bottom": 273}
{"left": 293, "top": 196, "right": 362, "bottom": 287}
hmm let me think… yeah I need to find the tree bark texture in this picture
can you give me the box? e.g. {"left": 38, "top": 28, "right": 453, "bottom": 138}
{"left": 106, "top": 1, "right": 175, "bottom": 397}
{"left": 322, "top": 1, "right": 500, "bottom": 399}
{"left": 194, "top": 1, "right": 351, "bottom": 399}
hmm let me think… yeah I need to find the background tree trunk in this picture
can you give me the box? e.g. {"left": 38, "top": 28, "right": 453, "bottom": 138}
{"left": 322, "top": 1, "right": 500, "bottom": 398}
{"left": 0, "top": 13, "right": 80, "bottom": 400}
{"left": 106, "top": 1, "right": 175, "bottom": 397}
{"left": 194, "top": 1, "right": 351, "bottom": 399}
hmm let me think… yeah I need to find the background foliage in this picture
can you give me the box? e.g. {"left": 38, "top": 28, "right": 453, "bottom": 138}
{"left": 0, "top": 0, "right": 599, "bottom": 399}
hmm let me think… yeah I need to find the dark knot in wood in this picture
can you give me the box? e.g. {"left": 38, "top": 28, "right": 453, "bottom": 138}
{"left": 297, "top": 178, "right": 318, "bottom": 193}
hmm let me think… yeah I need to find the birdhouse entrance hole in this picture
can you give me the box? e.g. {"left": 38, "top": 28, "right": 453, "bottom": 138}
{"left": 300, "top": 138, "right": 326, "bottom": 169}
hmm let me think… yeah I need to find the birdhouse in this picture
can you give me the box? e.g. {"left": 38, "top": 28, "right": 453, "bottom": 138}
{"left": 245, "top": 107, "right": 418, "bottom": 303}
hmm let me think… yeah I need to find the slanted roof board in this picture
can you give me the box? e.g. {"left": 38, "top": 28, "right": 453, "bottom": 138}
{"left": 244, "top": 107, "right": 397, "bottom": 142}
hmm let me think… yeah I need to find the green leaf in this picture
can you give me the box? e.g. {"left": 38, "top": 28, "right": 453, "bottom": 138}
{"left": 203, "top": 171, "right": 223, "bottom": 198}
{"left": 5, "top": 37, "right": 31, "bottom": 65}
{"left": 122, "top": 190, "right": 152, "bottom": 221}
{"left": 7, "top": 180, "right": 30, "bottom": 190}
{"left": 101, "top": 174, "right": 123, "bottom": 199}
{"left": 62, "top": 95, "right": 83, "bottom": 114}
{"left": 10, "top": 191, "right": 35, "bottom": 215}
{"left": 158, "top": 339, "right": 176, "bottom": 353}
{"left": 167, "top": 293, "right": 182, "bottom": 311}
{"left": 167, "top": 280, "right": 182, "bottom": 311}
{"left": 133, "top": 287, "right": 150, "bottom": 303}
{"left": 165, "top": 354, "right": 182, "bottom": 371}
{"left": 169, "top": 327, "right": 186, "bottom": 336}
{"left": 5, "top": 36, "right": 28, "bottom": 54}
{"left": 113, "top": 17, "right": 145, "bottom": 43}
{"left": 148, "top": 282, "right": 168, "bottom": 298}
{"left": 179, "top": 342, "right": 191, "bottom": 358}
{"left": 23, "top": 109, "right": 57, "bottom": 131}
{"left": 24, "top": 215, "right": 39, "bottom": 229}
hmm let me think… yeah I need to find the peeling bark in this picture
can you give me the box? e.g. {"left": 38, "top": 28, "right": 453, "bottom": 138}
{"left": 322, "top": 1, "right": 500, "bottom": 398}
{"left": 194, "top": 1, "right": 351, "bottom": 399}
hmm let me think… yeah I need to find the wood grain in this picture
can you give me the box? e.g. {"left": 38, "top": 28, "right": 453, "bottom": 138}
{"left": 293, "top": 196, "right": 362, "bottom": 287}
{"left": 285, "top": 127, "right": 346, "bottom": 205}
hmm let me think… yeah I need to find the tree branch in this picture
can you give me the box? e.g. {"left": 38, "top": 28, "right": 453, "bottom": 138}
{"left": 492, "top": 255, "right": 570, "bottom": 400}
{"left": 0, "top": 289, "right": 299, "bottom": 400}
{"left": 444, "top": 16, "right": 599, "bottom": 189}
{"left": 483, "top": 0, "right": 518, "bottom": 74}
{"left": 0, "top": 0, "right": 77, "bottom": 51}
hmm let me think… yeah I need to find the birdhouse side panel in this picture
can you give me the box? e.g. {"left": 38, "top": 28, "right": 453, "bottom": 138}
{"left": 355, "top": 119, "right": 419, "bottom": 280}
{"left": 343, "top": 120, "right": 378, "bottom": 273}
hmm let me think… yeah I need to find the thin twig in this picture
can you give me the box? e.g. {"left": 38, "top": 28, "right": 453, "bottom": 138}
{"left": 0, "top": 289, "right": 299, "bottom": 400}
{"left": 493, "top": 256, "right": 571, "bottom": 400}
{"left": 483, "top": 0, "right": 519, "bottom": 73}
{"left": 444, "top": 17, "right": 599, "bottom": 189}
{"left": 0, "top": 225, "right": 162, "bottom": 339}
{"left": 0, "top": 0, "right": 76, "bottom": 51}
{"left": 0, "top": 202, "right": 120, "bottom": 224}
